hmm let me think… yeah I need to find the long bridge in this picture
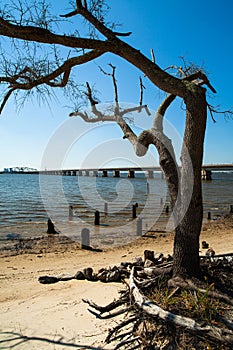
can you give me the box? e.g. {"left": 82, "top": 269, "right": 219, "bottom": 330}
{"left": 1, "top": 164, "right": 233, "bottom": 180}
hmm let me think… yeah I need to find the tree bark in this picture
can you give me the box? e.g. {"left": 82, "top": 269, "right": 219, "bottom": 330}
{"left": 173, "top": 85, "right": 207, "bottom": 277}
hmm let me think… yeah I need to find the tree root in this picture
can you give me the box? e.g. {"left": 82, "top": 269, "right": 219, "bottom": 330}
{"left": 37, "top": 249, "right": 233, "bottom": 348}
{"left": 130, "top": 267, "right": 233, "bottom": 345}
{"left": 105, "top": 316, "right": 139, "bottom": 344}
{"left": 82, "top": 296, "right": 128, "bottom": 314}
{"left": 168, "top": 276, "right": 233, "bottom": 306}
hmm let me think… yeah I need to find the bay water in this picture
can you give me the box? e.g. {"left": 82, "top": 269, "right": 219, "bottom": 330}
{"left": 0, "top": 172, "right": 232, "bottom": 247}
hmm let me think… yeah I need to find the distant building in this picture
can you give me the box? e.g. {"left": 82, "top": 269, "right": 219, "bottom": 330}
{"left": 3, "top": 168, "right": 12, "bottom": 173}
{"left": 3, "top": 167, "right": 38, "bottom": 173}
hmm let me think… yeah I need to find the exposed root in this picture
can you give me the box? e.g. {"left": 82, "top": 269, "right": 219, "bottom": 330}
{"left": 37, "top": 250, "right": 233, "bottom": 348}
{"left": 168, "top": 276, "right": 233, "bottom": 306}
{"left": 82, "top": 296, "right": 128, "bottom": 314}
{"left": 83, "top": 252, "right": 233, "bottom": 349}
{"left": 130, "top": 267, "right": 233, "bottom": 345}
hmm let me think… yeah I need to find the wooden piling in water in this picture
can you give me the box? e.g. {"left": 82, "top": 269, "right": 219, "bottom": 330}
{"left": 104, "top": 202, "right": 108, "bottom": 215}
{"left": 132, "top": 204, "right": 137, "bottom": 218}
{"left": 69, "top": 205, "right": 73, "bottom": 220}
{"left": 95, "top": 210, "right": 100, "bottom": 225}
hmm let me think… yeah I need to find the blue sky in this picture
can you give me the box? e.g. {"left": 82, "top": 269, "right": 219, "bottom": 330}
{"left": 0, "top": 0, "right": 233, "bottom": 171}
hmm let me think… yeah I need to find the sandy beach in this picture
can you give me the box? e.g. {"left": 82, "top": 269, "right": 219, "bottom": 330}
{"left": 0, "top": 216, "right": 233, "bottom": 349}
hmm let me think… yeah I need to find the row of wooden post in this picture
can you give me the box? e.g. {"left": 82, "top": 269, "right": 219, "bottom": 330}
{"left": 80, "top": 217, "right": 143, "bottom": 249}
{"left": 69, "top": 198, "right": 168, "bottom": 222}
{"left": 81, "top": 204, "right": 233, "bottom": 249}
{"left": 207, "top": 205, "right": 233, "bottom": 220}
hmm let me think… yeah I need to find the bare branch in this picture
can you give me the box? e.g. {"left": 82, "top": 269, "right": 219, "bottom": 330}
{"left": 111, "top": 31, "right": 132, "bottom": 37}
{"left": 139, "top": 76, "right": 145, "bottom": 107}
{"left": 70, "top": 2, "right": 129, "bottom": 40}
{"left": 165, "top": 65, "right": 188, "bottom": 77}
{"left": 207, "top": 104, "right": 217, "bottom": 123}
{"left": 0, "top": 17, "right": 110, "bottom": 51}
{"left": 59, "top": 10, "right": 78, "bottom": 18}
{"left": 85, "top": 81, "right": 98, "bottom": 106}
{"left": 108, "top": 64, "right": 118, "bottom": 104}
{"left": 157, "top": 93, "right": 176, "bottom": 117}
{"left": 0, "top": 50, "right": 104, "bottom": 113}
{"left": 207, "top": 103, "right": 233, "bottom": 122}
{"left": 0, "top": 88, "right": 16, "bottom": 114}
{"left": 120, "top": 105, "right": 151, "bottom": 117}
{"left": 183, "top": 71, "right": 216, "bottom": 93}
{"left": 153, "top": 94, "right": 176, "bottom": 132}
{"left": 83, "top": 0, "right": 88, "bottom": 9}
{"left": 150, "top": 48, "right": 155, "bottom": 63}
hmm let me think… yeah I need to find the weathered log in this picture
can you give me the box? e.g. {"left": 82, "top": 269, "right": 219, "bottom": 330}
{"left": 129, "top": 267, "right": 233, "bottom": 345}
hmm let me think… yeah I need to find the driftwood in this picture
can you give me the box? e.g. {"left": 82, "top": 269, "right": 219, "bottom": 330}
{"left": 129, "top": 267, "right": 233, "bottom": 345}
{"left": 38, "top": 265, "right": 128, "bottom": 284}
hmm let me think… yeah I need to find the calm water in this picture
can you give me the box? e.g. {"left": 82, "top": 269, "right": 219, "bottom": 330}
{"left": 0, "top": 172, "right": 233, "bottom": 244}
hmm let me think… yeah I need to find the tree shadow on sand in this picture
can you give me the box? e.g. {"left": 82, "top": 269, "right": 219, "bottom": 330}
{"left": 0, "top": 331, "right": 104, "bottom": 349}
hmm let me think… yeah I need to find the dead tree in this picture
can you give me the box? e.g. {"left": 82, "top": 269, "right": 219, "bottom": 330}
{"left": 0, "top": 0, "right": 231, "bottom": 278}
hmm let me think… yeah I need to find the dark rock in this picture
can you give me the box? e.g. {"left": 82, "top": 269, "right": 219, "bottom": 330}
{"left": 97, "top": 270, "right": 107, "bottom": 282}
{"left": 75, "top": 271, "right": 85, "bottom": 280}
{"left": 38, "top": 275, "right": 59, "bottom": 284}
{"left": 106, "top": 269, "right": 121, "bottom": 282}
{"left": 202, "top": 241, "right": 209, "bottom": 249}
{"left": 47, "top": 218, "right": 59, "bottom": 234}
{"left": 83, "top": 267, "right": 94, "bottom": 281}
{"left": 144, "top": 250, "right": 154, "bottom": 262}
{"left": 120, "top": 262, "right": 130, "bottom": 268}
{"left": 206, "top": 248, "right": 215, "bottom": 257}
{"left": 166, "top": 254, "right": 173, "bottom": 262}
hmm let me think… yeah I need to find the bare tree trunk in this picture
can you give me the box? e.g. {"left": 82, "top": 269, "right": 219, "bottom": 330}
{"left": 173, "top": 87, "right": 207, "bottom": 277}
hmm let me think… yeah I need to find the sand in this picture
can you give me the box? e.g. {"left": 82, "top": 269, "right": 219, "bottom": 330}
{"left": 0, "top": 216, "right": 233, "bottom": 349}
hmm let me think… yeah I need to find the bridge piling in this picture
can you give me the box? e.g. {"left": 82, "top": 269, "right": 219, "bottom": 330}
{"left": 146, "top": 170, "right": 154, "bottom": 179}
{"left": 114, "top": 170, "right": 120, "bottom": 177}
{"left": 202, "top": 169, "right": 212, "bottom": 180}
{"left": 128, "top": 170, "right": 135, "bottom": 178}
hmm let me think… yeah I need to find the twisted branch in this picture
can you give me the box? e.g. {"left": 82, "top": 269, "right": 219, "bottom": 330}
{"left": 0, "top": 50, "right": 104, "bottom": 113}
